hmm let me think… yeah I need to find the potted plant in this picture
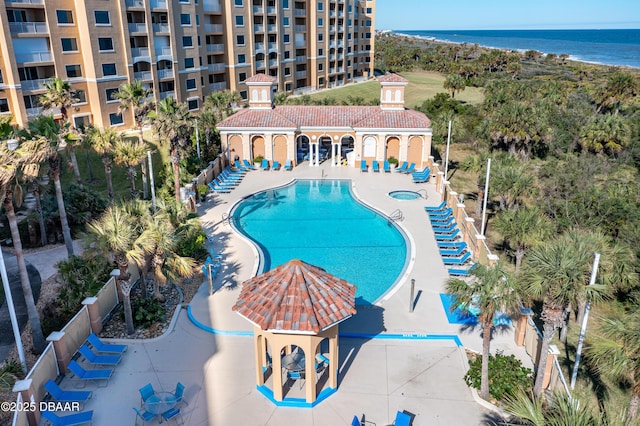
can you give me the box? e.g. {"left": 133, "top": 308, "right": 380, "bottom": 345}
{"left": 253, "top": 155, "right": 264, "bottom": 167}
{"left": 388, "top": 156, "right": 399, "bottom": 169}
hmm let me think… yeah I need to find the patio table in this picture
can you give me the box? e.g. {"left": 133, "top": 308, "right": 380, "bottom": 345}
{"left": 282, "top": 352, "right": 305, "bottom": 373}
{"left": 144, "top": 391, "right": 178, "bottom": 420}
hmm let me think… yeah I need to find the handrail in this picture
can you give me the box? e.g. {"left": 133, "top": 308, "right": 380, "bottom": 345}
{"left": 389, "top": 209, "right": 404, "bottom": 222}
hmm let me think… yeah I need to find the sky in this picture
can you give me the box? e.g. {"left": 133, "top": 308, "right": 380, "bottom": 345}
{"left": 376, "top": 0, "right": 640, "bottom": 30}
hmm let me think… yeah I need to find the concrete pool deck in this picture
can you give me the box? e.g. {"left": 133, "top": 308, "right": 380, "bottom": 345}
{"left": 49, "top": 163, "right": 530, "bottom": 426}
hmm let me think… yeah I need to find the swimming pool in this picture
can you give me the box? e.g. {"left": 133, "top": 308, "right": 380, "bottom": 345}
{"left": 231, "top": 179, "right": 409, "bottom": 304}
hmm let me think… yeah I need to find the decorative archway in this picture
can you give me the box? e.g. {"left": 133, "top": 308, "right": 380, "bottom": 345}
{"left": 386, "top": 136, "right": 400, "bottom": 161}
{"left": 273, "top": 135, "right": 288, "bottom": 164}
{"left": 362, "top": 135, "right": 377, "bottom": 167}
{"left": 407, "top": 135, "right": 423, "bottom": 166}
{"left": 229, "top": 135, "right": 243, "bottom": 162}
{"left": 251, "top": 135, "right": 266, "bottom": 160}
{"left": 296, "top": 134, "right": 310, "bottom": 164}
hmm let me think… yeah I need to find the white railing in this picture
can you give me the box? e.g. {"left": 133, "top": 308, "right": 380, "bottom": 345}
{"left": 295, "top": 56, "right": 307, "bottom": 63}
{"left": 206, "top": 44, "right": 224, "bottom": 53}
{"left": 254, "top": 24, "right": 264, "bottom": 32}
{"left": 208, "top": 63, "right": 225, "bottom": 72}
{"left": 205, "top": 23, "right": 223, "bottom": 33}
{"left": 150, "top": 0, "right": 167, "bottom": 8}
{"left": 131, "top": 47, "right": 150, "bottom": 58}
{"left": 295, "top": 39, "right": 306, "bottom": 47}
{"left": 128, "top": 23, "right": 147, "bottom": 33}
{"left": 255, "top": 60, "right": 265, "bottom": 69}
{"left": 329, "top": 26, "right": 336, "bottom": 32}
{"left": 255, "top": 42, "right": 265, "bottom": 51}
{"left": 125, "top": 0, "right": 144, "bottom": 7}
{"left": 204, "top": 1, "right": 221, "bottom": 12}
{"left": 338, "top": 25, "right": 344, "bottom": 31}
{"left": 20, "top": 78, "right": 48, "bottom": 91}
{"left": 209, "top": 82, "right": 227, "bottom": 91}
{"left": 153, "top": 23, "right": 169, "bottom": 33}
{"left": 329, "top": 10, "right": 336, "bottom": 17}
{"left": 26, "top": 106, "right": 60, "bottom": 117}
{"left": 329, "top": 54, "right": 336, "bottom": 60}
{"left": 9, "top": 22, "right": 48, "bottom": 34}
{"left": 268, "top": 42, "right": 278, "bottom": 50}
{"left": 155, "top": 46, "right": 172, "bottom": 57}
{"left": 159, "top": 91, "right": 175, "bottom": 100}
{"left": 267, "top": 24, "right": 276, "bottom": 32}
{"left": 329, "top": 68, "right": 336, "bottom": 74}
{"left": 295, "top": 70, "right": 307, "bottom": 78}
{"left": 17, "top": 51, "right": 53, "bottom": 63}
{"left": 5, "top": 0, "right": 43, "bottom": 3}
{"left": 157, "top": 68, "right": 174, "bottom": 79}
{"left": 253, "top": 6, "right": 263, "bottom": 13}
{"left": 268, "top": 59, "right": 277, "bottom": 67}
{"left": 295, "top": 25, "right": 306, "bottom": 31}
{"left": 266, "top": 6, "right": 276, "bottom": 14}
{"left": 134, "top": 71, "right": 153, "bottom": 81}
{"left": 294, "top": 9, "right": 306, "bottom": 16}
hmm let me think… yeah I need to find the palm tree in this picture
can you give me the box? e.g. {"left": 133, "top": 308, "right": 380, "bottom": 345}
{"left": 578, "top": 114, "right": 632, "bottom": 156}
{"left": 27, "top": 115, "right": 74, "bottom": 256}
{"left": 493, "top": 207, "right": 553, "bottom": 274}
{"left": 113, "top": 138, "right": 147, "bottom": 199}
{"left": 586, "top": 306, "right": 640, "bottom": 421}
{"left": 595, "top": 71, "right": 638, "bottom": 114}
{"left": 520, "top": 235, "right": 607, "bottom": 396}
{"left": 89, "top": 127, "right": 119, "bottom": 200}
{"left": 146, "top": 98, "right": 192, "bottom": 205}
{"left": 460, "top": 152, "right": 488, "bottom": 216}
{"left": 446, "top": 263, "right": 521, "bottom": 399}
{"left": 443, "top": 74, "right": 466, "bottom": 99}
{"left": 0, "top": 136, "right": 52, "bottom": 353}
{"left": 490, "top": 161, "right": 535, "bottom": 211}
{"left": 83, "top": 205, "right": 147, "bottom": 334}
{"left": 114, "top": 81, "right": 153, "bottom": 199}
{"left": 502, "top": 390, "right": 607, "bottom": 425}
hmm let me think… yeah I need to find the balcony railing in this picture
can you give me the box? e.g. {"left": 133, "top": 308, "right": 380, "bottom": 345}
{"left": 254, "top": 24, "right": 264, "bottom": 32}
{"left": 267, "top": 24, "right": 276, "bottom": 32}
{"left": 255, "top": 60, "right": 265, "bottom": 69}
{"left": 208, "top": 63, "right": 225, "bottom": 72}
{"left": 153, "top": 23, "right": 169, "bottom": 33}
{"left": 206, "top": 44, "right": 224, "bottom": 53}
{"left": 5, "top": 0, "right": 43, "bottom": 4}
{"left": 131, "top": 47, "right": 150, "bottom": 58}
{"left": 294, "top": 9, "right": 306, "bottom": 16}
{"left": 329, "top": 26, "right": 336, "bottom": 32}
{"left": 329, "top": 54, "right": 336, "bottom": 60}
{"left": 254, "top": 42, "right": 265, "bottom": 52}
{"left": 125, "top": 0, "right": 144, "bottom": 7}
{"left": 204, "top": 1, "right": 221, "bottom": 13}
{"left": 20, "top": 78, "right": 48, "bottom": 91}
{"left": 295, "top": 56, "right": 307, "bottom": 63}
{"left": 268, "top": 59, "right": 277, "bottom": 67}
{"left": 134, "top": 71, "right": 153, "bottom": 81}
{"left": 205, "top": 24, "right": 223, "bottom": 33}
{"left": 159, "top": 91, "right": 175, "bottom": 100}
{"left": 295, "top": 70, "right": 307, "bottom": 79}
{"left": 16, "top": 51, "right": 52, "bottom": 63}
{"left": 9, "top": 22, "right": 48, "bottom": 34}
{"left": 266, "top": 6, "right": 276, "bottom": 14}
{"left": 157, "top": 69, "right": 174, "bottom": 79}
{"left": 209, "top": 82, "right": 227, "bottom": 91}
{"left": 268, "top": 42, "right": 278, "bottom": 50}
{"left": 155, "top": 46, "right": 172, "bottom": 57}
{"left": 128, "top": 23, "right": 147, "bottom": 33}
{"left": 150, "top": 0, "right": 167, "bottom": 9}
{"left": 26, "top": 106, "right": 60, "bottom": 117}
{"left": 253, "top": 6, "right": 263, "bottom": 13}
{"left": 294, "top": 25, "right": 306, "bottom": 31}
{"left": 295, "top": 39, "right": 306, "bottom": 47}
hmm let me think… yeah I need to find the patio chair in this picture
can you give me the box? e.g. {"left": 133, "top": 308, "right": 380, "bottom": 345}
{"left": 287, "top": 371, "right": 305, "bottom": 389}
{"left": 67, "top": 360, "right": 113, "bottom": 386}
{"left": 284, "top": 159, "right": 293, "bottom": 171}
{"left": 207, "top": 248, "right": 224, "bottom": 261}
{"left": 234, "top": 160, "right": 250, "bottom": 171}
{"left": 438, "top": 240, "right": 464, "bottom": 248}
{"left": 372, "top": 160, "right": 379, "bottom": 172}
{"left": 261, "top": 158, "right": 270, "bottom": 170}
{"left": 207, "top": 181, "right": 231, "bottom": 193}
{"left": 133, "top": 407, "right": 156, "bottom": 425}
{"left": 360, "top": 160, "right": 367, "bottom": 172}
{"left": 242, "top": 159, "right": 257, "bottom": 170}
{"left": 440, "top": 244, "right": 468, "bottom": 257}
{"left": 429, "top": 215, "right": 455, "bottom": 225}
{"left": 220, "top": 170, "right": 243, "bottom": 181}
{"left": 438, "top": 242, "right": 467, "bottom": 254}
{"left": 174, "top": 382, "right": 188, "bottom": 407}
{"left": 383, "top": 160, "right": 391, "bottom": 172}
{"left": 432, "top": 223, "right": 458, "bottom": 234}
{"left": 435, "top": 229, "right": 460, "bottom": 241}
{"left": 78, "top": 344, "right": 121, "bottom": 366}
{"left": 424, "top": 201, "right": 446, "bottom": 211}
{"left": 202, "top": 262, "right": 220, "bottom": 278}
{"left": 223, "top": 165, "right": 246, "bottom": 175}
{"left": 402, "top": 163, "right": 416, "bottom": 174}
{"left": 272, "top": 161, "right": 281, "bottom": 170}
{"left": 395, "top": 161, "right": 408, "bottom": 172}
{"left": 139, "top": 383, "right": 155, "bottom": 404}
{"left": 428, "top": 208, "right": 453, "bottom": 218}
{"left": 162, "top": 407, "right": 184, "bottom": 424}
{"left": 392, "top": 410, "right": 414, "bottom": 426}
{"left": 442, "top": 251, "right": 471, "bottom": 265}
{"left": 86, "top": 333, "right": 127, "bottom": 354}
{"left": 41, "top": 409, "right": 93, "bottom": 426}
{"left": 44, "top": 379, "right": 92, "bottom": 404}
{"left": 448, "top": 263, "right": 479, "bottom": 276}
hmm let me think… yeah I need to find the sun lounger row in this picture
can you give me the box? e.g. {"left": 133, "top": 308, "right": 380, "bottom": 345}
{"left": 235, "top": 159, "right": 293, "bottom": 172}
{"left": 411, "top": 168, "right": 431, "bottom": 183}
{"left": 426, "top": 203, "right": 476, "bottom": 275}
{"left": 396, "top": 162, "right": 416, "bottom": 173}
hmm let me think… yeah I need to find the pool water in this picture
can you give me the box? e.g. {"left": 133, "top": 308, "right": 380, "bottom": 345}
{"left": 389, "top": 190, "right": 422, "bottom": 200}
{"left": 231, "top": 179, "right": 408, "bottom": 304}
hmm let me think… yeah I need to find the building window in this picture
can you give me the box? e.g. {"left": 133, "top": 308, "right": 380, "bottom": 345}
{"left": 236, "top": 35, "right": 245, "bottom": 45}
{"left": 182, "top": 36, "right": 193, "bottom": 47}
{"left": 283, "top": 34, "right": 290, "bottom": 43}
{"left": 240, "top": 90, "right": 247, "bottom": 100}
{"left": 0, "top": 99, "right": 9, "bottom": 113}
{"left": 98, "top": 38, "right": 114, "bottom": 52}
{"left": 180, "top": 14, "right": 191, "bottom": 25}
{"left": 284, "top": 51, "right": 290, "bottom": 59}
{"left": 105, "top": 88, "right": 119, "bottom": 102}
{"left": 184, "top": 57, "right": 195, "bottom": 68}
{"left": 186, "top": 78, "right": 196, "bottom": 90}
{"left": 65, "top": 64, "right": 82, "bottom": 78}
{"left": 365, "top": 20, "right": 371, "bottom": 27}
{"left": 73, "top": 115, "right": 91, "bottom": 129}
{"left": 238, "top": 54, "right": 246, "bottom": 64}
{"left": 109, "top": 112, "right": 124, "bottom": 126}
{"left": 188, "top": 99, "right": 198, "bottom": 110}
{"left": 318, "top": 33, "right": 323, "bottom": 41}
{"left": 102, "top": 63, "right": 117, "bottom": 76}
{"left": 318, "top": 18, "right": 323, "bottom": 27}
{"left": 285, "top": 82, "right": 291, "bottom": 91}
{"left": 56, "top": 10, "right": 73, "bottom": 24}
{"left": 282, "top": 0, "right": 289, "bottom": 8}
{"left": 0, "top": 70, "right": 4, "bottom": 84}
{"left": 61, "top": 38, "right": 78, "bottom": 52}
{"left": 366, "top": 7, "right": 372, "bottom": 13}
{"left": 284, "top": 67, "right": 290, "bottom": 76}
{"left": 234, "top": 0, "right": 242, "bottom": 5}
{"left": 318, "top": 2, "right": 323, "bottom": 11}
{"left": 179, "top": 0, "right": 189, "bottom": 3}
{"left": 319, "top": 77, "right": 325, "bottom": 85}
{"left": 196, "top": 14, "right": 200, "bottom": 26}
{"left": 283, "top": 17, "right": 289, "bottom": 26}
{"left": 239, "top": 72, "right": 247, "bottom": 82}
{"left": 73, "top": 90, "right": 87, "bottom": 104}
{"left": 318, "top": 63, "right": 323, "bottom": 71}
{"left": 318, "top": 48, "right": 323, "bottom": 56}
{"left": 235, "top": 16, "right": 244, "bottom": 26}
{"left": 94, "top": 11, "right": 110, "bottom": 25}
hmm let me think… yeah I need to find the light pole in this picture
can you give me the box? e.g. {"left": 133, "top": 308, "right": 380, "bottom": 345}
{"left": 444, "top": 120, "right": 452, "bottom": 182}
{"left": 480, "top": 158, "right": 491, "bottom": 236}
{"left": 147, "top": 150, "right": 157, "bottom": 211}
{"left": 195, "top": 118, "right": 200, "bottom": 160}
{"left": 0, "top": 248, "right": 27, "bottom": 373}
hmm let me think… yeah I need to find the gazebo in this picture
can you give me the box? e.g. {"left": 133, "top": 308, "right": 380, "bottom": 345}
{"left": 232, "top": 259, "right": 357, "bottom": 406}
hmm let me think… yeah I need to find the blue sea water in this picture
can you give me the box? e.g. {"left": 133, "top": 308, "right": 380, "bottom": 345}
{"left": 397, "top": 29, "right": 640, "bottom": 68}
{"left": 231, "top": 179, "right": 408, "bottom": 304}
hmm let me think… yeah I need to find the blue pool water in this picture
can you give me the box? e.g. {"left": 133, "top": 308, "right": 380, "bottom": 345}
{"left": 231, "top": 179, "right": 408, "bottom": 304}
{"left": 389, "top": 190, "right": 422, "bottom": 200}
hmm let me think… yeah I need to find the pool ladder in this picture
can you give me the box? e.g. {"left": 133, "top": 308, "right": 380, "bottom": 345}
{"left": 221, "top": 212, "right": 231, "bottom": 226}
{"left": 416, "top": 189, "right": 428, "bottom": 199}
{"left": 390, "top": 209, "right": 404, "bottom": 222}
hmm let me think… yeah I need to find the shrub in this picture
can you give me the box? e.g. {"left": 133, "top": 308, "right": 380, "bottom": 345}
{"left": 253, "top": 155, "right": 264, "bottom": 163}
{"left": 0, "top": 360, "right": 24, "bottom": 391}
{"left": 387, "top": 156, "right": 399, "bottom": 165}
{"left": 42, "top": 184, "right": 108, "bottom": 230}
{"left": 132, "top": 297, "right": 166, "bottom": 328}
{"left": 175, "top": 222, "right": 208, "bottom": 262}
{"left": 464, "top": 351, "right": 533, "bottom": 402}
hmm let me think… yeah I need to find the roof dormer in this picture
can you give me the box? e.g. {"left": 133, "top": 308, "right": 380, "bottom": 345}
{"left": 377, "top": 73, "right": 409, "bottom": 111}
{"left": 244, "top": 73, "right": 277, "bottom": 109}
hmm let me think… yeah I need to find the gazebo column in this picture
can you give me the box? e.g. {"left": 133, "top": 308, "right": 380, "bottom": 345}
{"left": 314, "top": 143, "right": 320, "bottom": 167}
{"left": 272, "top": 341, "right": 285, "bottom": 402}
{"left": 328, "top": 326, "right": 339, "bottom": 389}
{"left": 303, "top": 339, "right": 316, "bottom": 403}
{"left": 254, "top": 330, "right": 265, "bottom": 386}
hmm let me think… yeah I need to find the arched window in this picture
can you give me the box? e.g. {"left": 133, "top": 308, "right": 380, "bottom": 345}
{"left": 363, "top": 136, "right": 376, "bottom": 157}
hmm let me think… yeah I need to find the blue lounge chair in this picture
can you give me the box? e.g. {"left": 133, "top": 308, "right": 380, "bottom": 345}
{"left": 372, "top": 160, "right": 379, "bottom": 172}
{"left": 220, "top": 170, "right": 243, "bottom": 181}
{"left": 360, "top": 160, "right": 367, "bottom": 172}
{"left": 433, "top": 223, "right": 457, "bottom": 233}
{"left": 284, "top": 159, "right": 293, "bottom": 171}
{"left": 234, "top": 160, "right": 250, "bottom": 171}
{"left": 435, "top": 229, "right": 460, "bottom": 241}
{"left": 430, "top": 215, "right": 455, "bottom": 225}
{"left": 261, "top": 158, "right": 270, "bottom": 170}
{"left": 395, "top": 161, "right": 408, "bottom": 172}
{"left": 67, "top": 360, "right": 113, "bottom": 385}
{"left": 86, "top": 333, "right": 127, "bottom": 354}
{"left": 440, "top": 244, "right": 467, "bottom": 257}
{"left": 448, "top": 263, "right": 479, "bottom": 276}
{"left": 162, "top": 407, "right": 182, "bottom": 423}
{"left": 243, "top": 159, "right": 257, "bottom": 170}
{"left": 202, "top": 263, "right": 220, "bottom": 278}
{"left": 383, "top": 160, "right": 391, "bottom": 172}
{"left": 434, "top": 227, "right": 459, "bottom": 236}
{"left": 139, "top": 383, "right": 155, "bottom": 404}
{"left": 224, "top": 165, "right": 245, "bottom": 175}
{"left": 352, "top": 416, "right": 362, "bottom": 426}
{"left": 272, "top": 161, "right": 281, "bottom": 170}
{"left": 402, "top": 163, "right": 416, "bottom": 174}
{"left": 41, "top": 410, "right": 93, "bottom": 426}
{"left": 287, "top": 371, "right": 305, "bottom": 389}
{"left": 428, "top": 208, "right": 453, "bottom": 218}
{"left": 174, "top": 382, "right": 188, "bottom": 407}
{"left": 214, "top": 176, "right": 238, "bottom": 187}
{"left": 412, "top": 169, "right": 430, "bottom": 183}
{"left": 438, "top": 240, "right": 464, "bottom": 248}
{"left": 207, "top": 181, "right": 231, "bottom": 193}
{"left": 44, "top": 380, "right": 92, "bottom": 404}
{"left": 442, "top": 251, "right": 472, "bottom": 265}
{"left": 425, "top": 201, "right": 446, "bottom": 211}
{"left": 133, "top": 407, "right": 156, "bottom": 425}
{"left": 393, "top": 410, "right": 413, "bottom": 426}
{"left": 78, "top": 344, "right": 121, "bottom": 366}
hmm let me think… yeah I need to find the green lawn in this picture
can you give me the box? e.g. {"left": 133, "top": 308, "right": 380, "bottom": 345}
{"left": 304, "top": 70, "right": 485, "bottom": 108}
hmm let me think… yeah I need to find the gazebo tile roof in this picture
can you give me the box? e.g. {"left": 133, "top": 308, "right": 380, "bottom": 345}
{"left": 377, "top": 73, "right": 409, "bottom": 83}
{"left": 244, "top": 73, "right": 277, "bottom": 83}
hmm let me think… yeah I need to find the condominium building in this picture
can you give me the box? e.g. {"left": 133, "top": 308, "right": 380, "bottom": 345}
{"left": 0, "top": 0, "right": 375, "bottom": 129}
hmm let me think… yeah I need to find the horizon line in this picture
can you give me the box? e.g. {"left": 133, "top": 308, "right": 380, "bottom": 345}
{"left": 388, "top": 28, "right": 640, "bottom": 32}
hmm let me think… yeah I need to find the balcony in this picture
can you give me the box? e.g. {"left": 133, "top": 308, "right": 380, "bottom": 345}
{"left": 16, "top": 51, "right": 52, "bottom": 63}
{"left": 153, "top": 23, "right": 169, "bottom": 33}
{"left": 294, "top": 25, "right": 306, "bottom": 32}
{"left": 338, "top": 25, "right": 344, "bottom": 31}
{"left": 255, "top": 60, "right": 265, "bottom": 69}
{"left": 329, "top": 10, "right": 336, "bottom": 17}
{"left": 295, "top": 39, "right": 306, "bottom": 47}
{"left": 204, "top": 1, "right": 222, "bottom": 13}
{"left": 254, "top": 43, "right": 265, "bottom": 52}
{"left": 210, "top": 82, "right": 227, "bottom": 91}
{"left": 20, "top": 78, "right": 48, "bottom": 91}
{"left": 131, "top": 47, "right": 151, "bottom": 60}
{"left": 128, "top": 23, "right": 147, "bottom": 33}
{"left": 329, "top": 54, "right": 336, "bottom": 60}
{"left": 329, "top": 26, "right": 336, "bottom": 32}
{"left": 295, "top": 70, "right": 307, "bottom": 79}
{"left": 125, "top": 0, "right": 144, "bottom": 7}
{"left": 9, "top": 22, "right": 48, "bottom": 34}
{"left": 156, "top": 46, "right": 172, "bottom": 60}
{"left": 150, "top": 0, "right": 167, "bottom": 9}
{"left": 134, "top": 71, "right": 153, "bottom": 81}
{"left": 268, "top": 42, "right": 278, "bottom": 51}
{"left": 5, "top": 0, "right": 43, "bottom": 3}
{"left": 295, "top": 56, "right": 307, "bottom": 63}
{"left": 157, "top": 69, "right": 174, "bottom": 79}
{"left": 206, "top": 44, "right": 224, "bottom": 53}
{"left": 294, "top": 9, "right": 306, "bottom": 16}
{"left": 254, "top": 24, "right": 264, "bottom": 33}
{"left": 208, "top": 63, "right": 225, "bottom": 72}
{"left": 205, "top": 23, "right": 223, "bottom": 33}
{"left": 159, "top": 91, "right": 175, "bottom": 100}
{"left": 253, "top": 6, "right": 263, "bottom": 13}
{"left": 267, "top": 24, "right": 276, "bottom": 32}
{"left": 266, "top": 6, "right": 276, "bottom": 14}
{"left": 26, "top": 106, "right": 60, "bottom": 117}
{"left": 268, "top": 59, "right": 277, "bottom": 67}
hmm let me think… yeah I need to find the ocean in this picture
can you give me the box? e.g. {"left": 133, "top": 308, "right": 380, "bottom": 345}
{"left": 396, "top": 29, "right": 640, "bottom": 68}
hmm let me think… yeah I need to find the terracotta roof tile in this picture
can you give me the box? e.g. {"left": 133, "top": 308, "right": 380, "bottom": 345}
{"left": 354, "top": 109, "right": 432, "bottom": 129}
{"left": 216, "top": 108, "right": 297, "bottom": 129}
{"left": 377, "top": 73, "right": 409, "bottom": 84}
{"left": 233, "top": 259, "right": 357, "bottom": 334}
{"left": 244, "top": 73, "right": 277, "bottom": 83}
